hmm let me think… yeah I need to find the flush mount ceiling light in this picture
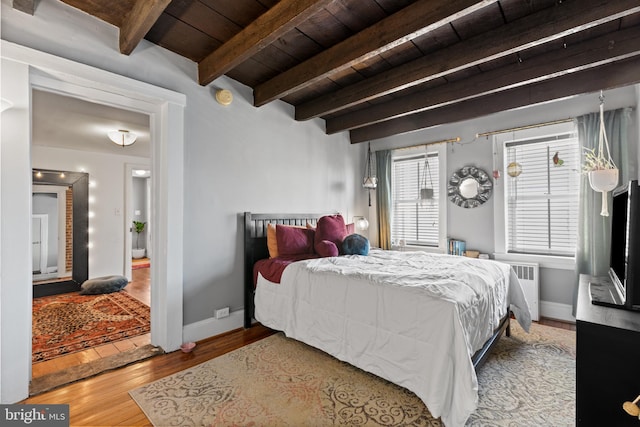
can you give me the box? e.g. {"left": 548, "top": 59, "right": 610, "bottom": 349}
{"left": 1, "top": 98, "right": 13, "bottom": 112}
{"left": 108, "top": 129, "right": 137, "bottom": 147}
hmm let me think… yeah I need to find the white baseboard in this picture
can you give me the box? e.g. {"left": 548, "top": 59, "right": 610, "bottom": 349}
{"left": 540, "top": 301, "right": 575, "bottom": 323}
{"left": 182, "top": 309, "right": 245, "bottom": 344}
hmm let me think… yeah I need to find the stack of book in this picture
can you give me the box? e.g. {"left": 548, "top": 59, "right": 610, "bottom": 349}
{"left": 448, "top": 238, "right": 466, "bottom": 256}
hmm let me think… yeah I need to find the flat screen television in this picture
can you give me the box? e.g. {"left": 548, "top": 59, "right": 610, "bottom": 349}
{"left": 590, "top": 180, "right": 640, "bottom": 311}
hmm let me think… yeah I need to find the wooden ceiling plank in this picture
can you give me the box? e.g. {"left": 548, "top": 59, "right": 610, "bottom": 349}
{"left": 120, "top": 0, "right": 172, "bottom": 55}
{"left": 254, "top": 0, "right": 497, "bottom": 107}
{"left": 198, "top": 0, "right": 335, "bottom": 87}
{"left": 327, "top": 25, "right": 640, "bottom": 133}
{"left": 297, "top": 0, "right": 640, "bottom": 120}
{"left": 349, "top": 56, "right": 640, "bottom": 143}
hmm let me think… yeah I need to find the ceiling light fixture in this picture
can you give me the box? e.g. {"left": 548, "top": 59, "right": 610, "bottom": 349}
{"left": 108, "top": 129, "right": 137, "bottom": 147}
{"left": 1, "top": 98, "right": 13, "bottom": 112}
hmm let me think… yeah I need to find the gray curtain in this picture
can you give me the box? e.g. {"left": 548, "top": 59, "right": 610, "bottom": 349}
{"left": 375, "top": 150, "right": 392, "bottom": 250}
{"left": 574, "top": 107, "right": 632, "bottom": 310}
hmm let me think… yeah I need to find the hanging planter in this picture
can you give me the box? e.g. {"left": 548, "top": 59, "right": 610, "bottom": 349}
{"left": 583, "top": 92, "right": 618, "bottom": 217}
{"left": 420, "top": 154, "right": 434, "bottom": 203}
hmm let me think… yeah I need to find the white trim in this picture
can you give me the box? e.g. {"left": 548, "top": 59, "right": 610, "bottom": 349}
{"left": 540, "top": 300, "right": 576, "bottom": 323}
{"left": 183, "top": 310, "right": 245, "bottom": 344}
{"left": 1, "top": 41, "right": 185, "bottom": 403}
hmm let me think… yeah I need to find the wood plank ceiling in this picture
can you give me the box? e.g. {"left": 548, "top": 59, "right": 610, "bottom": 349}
{"left": 27, "top": 0, "right": 640, "bottom": 143}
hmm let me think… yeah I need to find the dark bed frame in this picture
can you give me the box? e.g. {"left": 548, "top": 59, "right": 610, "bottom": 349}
{"left": 243, "top": 211, "right": 510, "bottom": 370}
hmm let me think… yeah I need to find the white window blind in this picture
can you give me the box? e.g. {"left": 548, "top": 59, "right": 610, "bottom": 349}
{"left": 392, "top": 152, "right": 439, "bottom": 246}
{"left": 504, "top": 132, "right": 580, "bottom": 256}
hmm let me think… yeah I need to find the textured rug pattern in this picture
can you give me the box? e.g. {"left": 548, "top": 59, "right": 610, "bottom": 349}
{"left": 130, "top": 322, "right": 575, "bottom": 427}
{"left": 33, "top": 291, "right": 150, "bottom": 363}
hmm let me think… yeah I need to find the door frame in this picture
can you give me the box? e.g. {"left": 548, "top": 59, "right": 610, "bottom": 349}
{"left": 125, "top": 163, "right": 151, "bottom": 281}
{"left": 1, "top": 40, "right": 186, "bottom": 403}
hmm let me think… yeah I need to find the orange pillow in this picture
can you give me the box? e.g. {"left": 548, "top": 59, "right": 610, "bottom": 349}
{"left": 266, "top": 223, "right": 308, "bottom": 258}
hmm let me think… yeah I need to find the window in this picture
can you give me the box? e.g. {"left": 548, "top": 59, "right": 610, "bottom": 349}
{"left": 502, "top": 129, "right": 580, "bottom": 256}
{"left": 391, "top": 149, "right": 442, "bottom": 247}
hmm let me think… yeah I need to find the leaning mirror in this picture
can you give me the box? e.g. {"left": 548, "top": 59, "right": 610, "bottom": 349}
{"left": 447, "top": 166, "right": 493, "bottom": 208}
{"left": 32, "top": 169, "right": 89, "bottom": 297}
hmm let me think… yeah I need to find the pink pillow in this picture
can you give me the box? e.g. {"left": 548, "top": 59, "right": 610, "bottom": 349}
{"left": 346, "top": 223, "right": 354, "bottom": 234}
{"left": 316, "top": 240, "right": 339, "bottom": 257}
{"left": 314, "top": 215, "right": 348, "bottom": 254}
{"left": 276, "top": 224, "right": 315, "bottom": 256}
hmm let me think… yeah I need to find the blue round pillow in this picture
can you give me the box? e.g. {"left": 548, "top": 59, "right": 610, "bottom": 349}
{"left": 342, "top": 234, "right": 370, "bottom": 256}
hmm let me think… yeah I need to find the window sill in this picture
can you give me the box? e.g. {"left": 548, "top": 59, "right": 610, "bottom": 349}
{"left": 392, "top": 245, "right": 445, "bottom": 254}
{"left": 493, "top": 253, "right": 575, "bottom": 270}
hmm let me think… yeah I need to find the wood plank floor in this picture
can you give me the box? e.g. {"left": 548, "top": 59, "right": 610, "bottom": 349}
{"left": 23, "top": 316, "right": 572, "bottom": 426}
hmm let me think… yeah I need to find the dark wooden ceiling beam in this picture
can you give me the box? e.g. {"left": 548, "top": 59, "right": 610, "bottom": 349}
{"left": 327, "top": 25, "right": 640, "bottom": 134}
{"left": 253, "top": 0, "right": 497, "bottom": 107}
{"left": 198, "top": 0, "right": 334, "bottom": 87}
{"left": 297, "top": 0, "right": 640, "bottom": 121}
{"left": 120, "top": 0, "right": 171, "bottom": 55}
{"left": 349, "top": 56, "right": 640, "bottom": 143}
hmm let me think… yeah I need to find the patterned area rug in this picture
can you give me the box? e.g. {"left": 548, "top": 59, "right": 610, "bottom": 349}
{"left": 130, "top": 322, "right": 575, "bottom": 426}
{"left": 32, "top": 291, "right": 150, "bottom": 363}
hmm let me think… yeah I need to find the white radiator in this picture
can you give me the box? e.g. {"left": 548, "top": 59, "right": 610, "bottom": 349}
{"left": 509, "top": 262, "right": 540, "bottom": 321}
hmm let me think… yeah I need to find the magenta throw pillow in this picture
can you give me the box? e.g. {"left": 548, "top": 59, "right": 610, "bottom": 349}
{"left": 276, "top": 225, "right": 315, "bottom": 256}
{"left": 314, "top": 214, "right": 348, "bottom": 254}
{"left": 316, "top": 240, "right": 339, "bottom": 257}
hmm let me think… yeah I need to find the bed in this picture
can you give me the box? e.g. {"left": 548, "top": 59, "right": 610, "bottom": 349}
{"left": 243, "top": 212, "right": 532, "bottom": 427}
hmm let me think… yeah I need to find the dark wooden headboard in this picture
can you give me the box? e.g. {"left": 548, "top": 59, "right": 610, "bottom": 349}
{"left": 243, "top": 212, "right": 324, "bottom": 328}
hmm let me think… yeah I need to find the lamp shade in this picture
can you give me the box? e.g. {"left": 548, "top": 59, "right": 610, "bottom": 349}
{"left": 108, "top": 130, "right": 137, "bottom": 147}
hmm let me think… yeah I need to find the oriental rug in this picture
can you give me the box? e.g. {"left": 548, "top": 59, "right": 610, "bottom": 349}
{"left": 32, "top": 291, "right": 150, "bottom": 363}
{"left": 130, "top": 322, "right": 575, "bottom": 426}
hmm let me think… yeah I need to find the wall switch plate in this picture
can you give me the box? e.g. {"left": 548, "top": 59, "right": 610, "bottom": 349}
{"left": 215, "top": 307, "right": 230, "bottom": 319}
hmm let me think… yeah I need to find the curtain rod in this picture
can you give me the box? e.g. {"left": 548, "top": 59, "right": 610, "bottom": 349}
{"left": 476, "top": 118, "right": 574, "bottom": 138}
{"left": 391, "top": 137, "right": 461, "bottom": 152}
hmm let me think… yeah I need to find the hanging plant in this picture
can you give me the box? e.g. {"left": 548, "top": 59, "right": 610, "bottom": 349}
{"left": 582, "top": 91, "right": 618, "bottom": 216}
{"left": 420, "top": 154, "right": 434, "bottom": 202}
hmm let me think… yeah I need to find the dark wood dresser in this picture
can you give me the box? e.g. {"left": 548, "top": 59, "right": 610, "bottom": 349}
{"left": 576, "top": 274, "right": 640, "bottom": 426}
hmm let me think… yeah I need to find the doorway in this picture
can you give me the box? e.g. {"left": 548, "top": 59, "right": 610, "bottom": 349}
{"left": 1, "top": 44, "right": 185, "bottom": 403}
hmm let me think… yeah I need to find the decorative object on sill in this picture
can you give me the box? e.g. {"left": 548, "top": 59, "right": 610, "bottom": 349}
{"left": 108, "top": 129, "right": 137, "bottom": 147}
{"left": 447, "top": 166, "right": 493, "bottom": 208}
{"left": 507, "top": 161, "right": 522, "bottom": 177}
{"left": 552, "top": 151, "right": 564, "bottom": 166}
{"left": 362, "top": 142, "right": 377, "bottom": 207}
{"left": 420, "top": 152, "right": 434, "bottom": 203}
{"left": 622, "top": 395, "right": 640, "bottom": 418}
{"left": 583, "top": 91, "right": 618, "bottom": 216}
{"left": 215, "top": 89, "right": 233, "bottom": 106}
{"left": 464, "top": 250, "right": 480, "bottom": 258}
{"left": 353, "top": 216, "right": 369, "bottom": 231}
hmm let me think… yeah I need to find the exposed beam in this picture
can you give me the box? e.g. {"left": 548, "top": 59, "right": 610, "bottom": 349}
{"left": 297, "top": 0, "right": 640, "bottom": 121}
{"left": 349, "top": 56, "right": 640, "bottom": 143}
{"left": 253, "top": 0, "right": 496, "bottom": 107}
{"left": 120, "top": 0, "right": 171, "bottom": 55}
{"left": 12, "top": 0, "right": 35, "bottom": 15}
{"left": 198, "top": 0, "right": 334, "bottom": 87}
{"left": 327, "top": 26, "right": 640, "bottom": 134}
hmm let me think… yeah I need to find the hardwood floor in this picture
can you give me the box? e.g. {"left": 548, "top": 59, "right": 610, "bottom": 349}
{"left": 24, "top": 324, "right": 275, "bottom": 426}
{"left": 32, "top": 267, "right": 151, "bottom": 380}
{"left": 23, "top": 314, "right": 576, "bottom": 426}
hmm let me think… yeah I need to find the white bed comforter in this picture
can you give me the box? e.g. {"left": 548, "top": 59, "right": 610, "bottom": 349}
{"left": 254, "top": 249, "right": 531, "bottom": 427}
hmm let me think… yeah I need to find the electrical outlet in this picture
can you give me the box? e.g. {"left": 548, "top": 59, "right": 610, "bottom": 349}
{"left": 215, "top": 307, "right": 230, "bottom": 319}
